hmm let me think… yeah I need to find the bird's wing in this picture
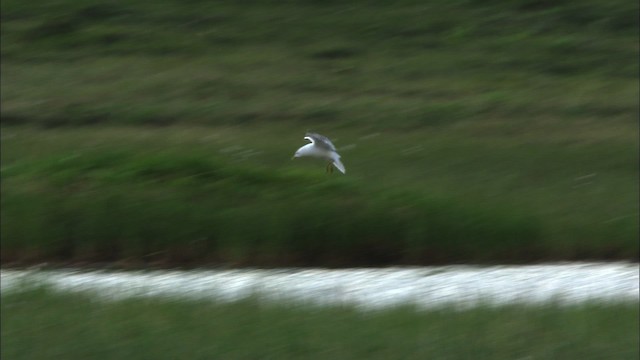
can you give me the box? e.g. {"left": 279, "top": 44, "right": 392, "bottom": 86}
{"left": 332, "top": 156, "right": 346, "bottom": 174}
{"left": 305, "top": 132, "right": 336, "bottom": 151}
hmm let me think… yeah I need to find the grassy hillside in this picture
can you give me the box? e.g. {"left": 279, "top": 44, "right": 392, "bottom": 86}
{"left": 1, "top": 0, "right": 637, "bottom": 128}
{"left": 1, "top": 0, "right": 638, "bottom": 266}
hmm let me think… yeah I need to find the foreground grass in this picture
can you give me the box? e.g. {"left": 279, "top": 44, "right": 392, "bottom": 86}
{"left": 2, "top": 287, "right": 638, "bottom": 360}
{"left": 1, "top": 125, "right": 637, "bottom": 265}
{"left": 1, "top": 126, "right": 546, "bottom": 266}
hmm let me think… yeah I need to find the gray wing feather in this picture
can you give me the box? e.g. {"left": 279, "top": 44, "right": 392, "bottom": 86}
{"left": 305, "top": 132, "right": 336, "bottom": 151}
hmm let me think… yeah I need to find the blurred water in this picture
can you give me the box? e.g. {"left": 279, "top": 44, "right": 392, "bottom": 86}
{"left": 1, "top": 263, "right": 637, "bottom": 310}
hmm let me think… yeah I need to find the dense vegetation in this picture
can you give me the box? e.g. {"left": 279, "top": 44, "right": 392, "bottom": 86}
{"left": 1, "top": 0, "right": 638, "bottom": 266}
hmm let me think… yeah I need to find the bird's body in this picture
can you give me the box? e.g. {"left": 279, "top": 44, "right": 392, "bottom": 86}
{"left": 293, "top": 132, "right": 346, "bottom": 174}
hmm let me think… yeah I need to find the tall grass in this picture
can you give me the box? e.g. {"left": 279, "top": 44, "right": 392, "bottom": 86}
{"left": 1, "top": 144, "right": 543, "bottom": 266}
{"left": 2, "top": 125, "right": 637, "bottom": 265}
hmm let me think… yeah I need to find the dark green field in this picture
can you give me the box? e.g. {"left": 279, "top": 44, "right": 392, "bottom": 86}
{"left": 2, "top": 286, "right": 638, "bottom": 360}
{"left": 1, "top": 0, "right": 638, "bottom": 266}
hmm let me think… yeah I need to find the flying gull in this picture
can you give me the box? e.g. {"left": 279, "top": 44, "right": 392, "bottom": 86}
{"left": 292, "top": 132, "right": 346, "bottom": 174}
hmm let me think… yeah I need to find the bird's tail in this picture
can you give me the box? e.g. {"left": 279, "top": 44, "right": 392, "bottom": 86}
{"left": 332, "top": 156, "right": 346, "bottom": 174}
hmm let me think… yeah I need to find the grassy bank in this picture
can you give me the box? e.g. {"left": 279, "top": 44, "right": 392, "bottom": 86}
{"left": 1, "top": 126, "right": 546, "bottom": 266}
{"left": 2, "top": 286, "right": 638, "bottom": 360}
{"left": 1, "top": 125, "right": 637, "bottom": 266}
{"left": 1, "top": 0, "right": 638, "bottom": 266}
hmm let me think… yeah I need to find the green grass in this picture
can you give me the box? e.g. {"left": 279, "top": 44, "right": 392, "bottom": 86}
{"left": 1, "top": 125, "right": 637, "bottom": 265}
{"left": 1, "top": 0, "right": 637, "bottom": 128}
{"left": 1, "top": 0, "right": 638, "bottom": 265}
{"left": 2, "top": 286, "right": 638, "bottom": 360}
{"left": 1, "top": 128, "right": 545, "bottom": 266}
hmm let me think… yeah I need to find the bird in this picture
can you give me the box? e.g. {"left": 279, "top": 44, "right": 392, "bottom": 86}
{"left": 292, "top": 132, "right": 346, "bottom": 174}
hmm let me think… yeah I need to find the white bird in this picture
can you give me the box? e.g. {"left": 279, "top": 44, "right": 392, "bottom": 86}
{"left": 292, "top": 132, "right": 346, "bottom": 174}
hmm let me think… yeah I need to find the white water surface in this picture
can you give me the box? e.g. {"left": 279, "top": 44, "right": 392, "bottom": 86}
{"left": 2, "top": 263, "right": 638, "bottom": 309}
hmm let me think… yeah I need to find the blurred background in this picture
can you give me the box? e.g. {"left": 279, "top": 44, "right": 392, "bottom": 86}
{"left": 1, "top": 0, "right": 639, "bottom": 357}
{"left": 2, "top": 0, "right": 637, "bottom": 267}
